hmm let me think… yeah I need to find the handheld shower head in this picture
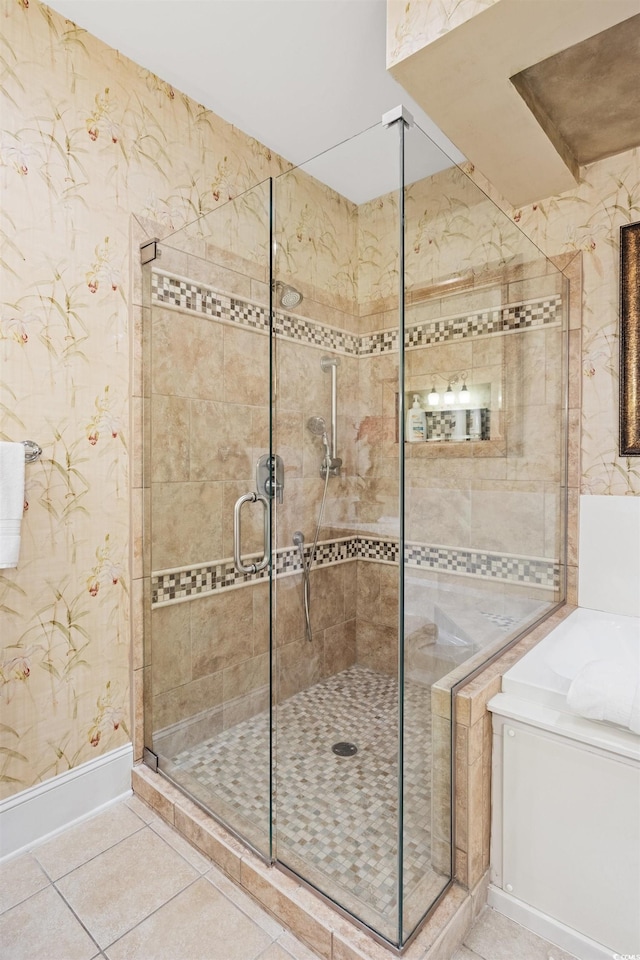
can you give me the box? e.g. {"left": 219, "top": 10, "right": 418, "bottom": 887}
{"left": 307, "top": 416, "right": 326, "bottom": 436}
{"left": 307, "top": 416, "right": 331, "bottom": 463}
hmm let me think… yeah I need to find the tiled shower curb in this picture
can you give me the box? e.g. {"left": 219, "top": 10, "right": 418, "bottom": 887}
{"left": 131, "top": 763, "right": 488, "bottom": 959}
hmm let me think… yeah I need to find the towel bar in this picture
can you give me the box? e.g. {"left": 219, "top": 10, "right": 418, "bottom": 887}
{"left": 22, "top": 440, "right": 42, "bottom": 462}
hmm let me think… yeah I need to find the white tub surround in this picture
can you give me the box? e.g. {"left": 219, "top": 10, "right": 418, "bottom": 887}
{"left": 488, "top": 608, "right": 640, "bottom": 960}
{"left": 496, "top": 607, "right": 640, "bottom": 738}
{"left": 578, "top": 494, "right": 640, "bottom": 618}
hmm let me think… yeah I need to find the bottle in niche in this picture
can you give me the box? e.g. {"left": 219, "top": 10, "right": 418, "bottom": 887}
{"left": 452, "top": 408, "right": 468, "bottom": 441}
{"left": 406, "top": 394, "right": 427, "bottom": 442}
{"left": 469, "top": 408, "right": 482, "bottom": 440}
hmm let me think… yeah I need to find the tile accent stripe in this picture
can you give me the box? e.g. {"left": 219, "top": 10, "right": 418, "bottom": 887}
{"left": 151, "top": 270, "right": 562, "bottom": 357}
{"left": 152, "top": 272, "right": 359, "bottom": 355}
{"left": 361, "top": 296, "right": 562, "bottom": 356}
{"left": 405, "top": 542, "right": 557, "bottom": 586}
{"left": 152, "top": 536, "right": 558, "bottom": 605}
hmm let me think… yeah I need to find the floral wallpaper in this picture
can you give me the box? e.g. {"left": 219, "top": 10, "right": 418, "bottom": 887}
{"left": 467, "top": 150, "right": 640, "bottom": 496}
{"left": 0, "top": 0, "right": 271, "bottom": 800}
{"left": 1, "top": 0, "right": 637, "bottom": 805}
{"left": 386, "top": 0, "right": 499, "bottom": 67}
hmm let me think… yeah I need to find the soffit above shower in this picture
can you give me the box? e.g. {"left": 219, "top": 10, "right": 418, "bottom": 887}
{"left": 388, "top": 0, "right": 640, "bottom": 206}
{"left": 511, "top": 14, "right": 640, "bottom": 168}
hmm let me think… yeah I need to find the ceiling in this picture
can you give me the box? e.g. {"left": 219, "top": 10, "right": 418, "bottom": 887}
{"left": 44, "top": 0, "right": 464, "bottom": 204}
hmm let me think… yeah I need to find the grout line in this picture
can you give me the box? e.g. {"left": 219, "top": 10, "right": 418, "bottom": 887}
{"left": 38, "top": 817, "right": 149, "bottom": 885}
{"left": 48, "top": 883, "right": 103, "bottom": 957}
{"left": 97, "top": 871, "right": 204, "bottom": 953}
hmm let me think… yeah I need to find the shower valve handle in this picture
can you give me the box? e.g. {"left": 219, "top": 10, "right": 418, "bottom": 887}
{"left": 257, "top": 454, "right": 284, "bottom": 503}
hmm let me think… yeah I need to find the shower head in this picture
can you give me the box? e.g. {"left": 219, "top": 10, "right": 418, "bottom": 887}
{"left": 307, "top": 416, "right": 327, "bottom": 436}
{"left": 308, "top": 416, "right": 331, "bottom": 464}
{"left": 274, "top": 281, "right": 303, "bottom": 309}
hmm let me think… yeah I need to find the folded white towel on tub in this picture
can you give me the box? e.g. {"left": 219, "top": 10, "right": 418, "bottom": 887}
{"left": 0, "top": 442, "right": 25, "bottom": 569}
{"left": 567, "top": 659, "right": 640, "bottom": 734}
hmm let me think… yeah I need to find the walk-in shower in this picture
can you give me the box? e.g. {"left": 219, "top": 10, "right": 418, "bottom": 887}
{"left": 141, "top": 110, "right": 568, "bottom": 949}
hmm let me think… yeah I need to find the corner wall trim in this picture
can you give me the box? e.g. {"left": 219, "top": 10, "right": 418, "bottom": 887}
{"left": 0, "top": 743, "right": 133, "bottom": 861}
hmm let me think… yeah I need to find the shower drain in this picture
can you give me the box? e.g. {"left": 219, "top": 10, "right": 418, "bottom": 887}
{"left": 332, "top": 741, "right": 358, "bottom": 757}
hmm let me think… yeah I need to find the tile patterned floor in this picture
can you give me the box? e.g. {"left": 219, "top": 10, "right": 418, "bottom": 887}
{"left": 0, "top": 797, "right": 320, "bottom": 960}
{"left": 169, "top": 666, "right": 439, "bottom": 933}
{"left": 0, "top": 797, "right": 580, "bottom": 960}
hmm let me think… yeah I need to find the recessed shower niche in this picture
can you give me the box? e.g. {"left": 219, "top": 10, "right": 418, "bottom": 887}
{"left": 140, "top": 113, "right": 568, "bottom": 949}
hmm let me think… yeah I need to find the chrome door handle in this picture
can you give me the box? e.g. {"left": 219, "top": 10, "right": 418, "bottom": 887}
{"left": 233, "top": 492, "right": 270, "bottom": 574}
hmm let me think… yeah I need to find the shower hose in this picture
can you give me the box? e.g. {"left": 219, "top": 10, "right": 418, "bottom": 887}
{"left": 296, "top": 454, "right": 331, "bottom": 642}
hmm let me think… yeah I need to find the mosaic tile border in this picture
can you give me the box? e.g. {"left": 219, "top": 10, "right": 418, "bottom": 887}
{"left": 405, "top": 542, "right": 559, "bottom": 587}
{"left": 152, "top": 272, "right": 359, "bottom": 356}
{"left": 151, "top": 270, "right": 562, "bottom": 358}
{"left": 152, "top": 536, "right": 558, "bottom": 605}
{"left": 362, "top": 296, "right": 562, "bottom": 356}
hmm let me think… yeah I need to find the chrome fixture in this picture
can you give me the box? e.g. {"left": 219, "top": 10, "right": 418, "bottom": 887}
{"left": 256, "top": 453, "right": 284, "bottom": 503}
{"left": 22, "top": 440, "right": 42, "bottom": 462}
{"left": 320, "top": 356, "right": 341, "bottom": 478}
{"left": 307, "top": 416, "right": 331, "bottom": 463}
{"left": 274, "top": 280, "right": 303, "bottom": 309}
{"left": 233, "top": 492, "right": 269, "bottom": 575}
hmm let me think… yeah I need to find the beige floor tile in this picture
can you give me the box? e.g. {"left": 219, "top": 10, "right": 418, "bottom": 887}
{"left": 0, "top": 852, "right": 49, "bottom": 914}
{"left": 204, "top": 867, "right": 284, "bottom": 939}
{"left": 464, "top": 908, "right": 579, "bottom": 960}
{"left": 56, "top": 827, "right": 198, "bottom": 949}
{"left": 274, "top": 930, "right": 324, "bottom": 960}
{"left": 104, "top": 876, "right": 272, "bottom": 960}
{"left": 0, "top": 884, "right": 98, "bottom": 960}
{"left": 258, "top": 946, "right": 300, "bottom": 960}
{"left": 35, "top": 803, "right": 145, "bottom": 881}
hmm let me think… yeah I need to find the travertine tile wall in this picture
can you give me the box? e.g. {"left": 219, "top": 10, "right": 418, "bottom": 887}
{"left": 356, "top": 173, "right": 570, "bottom": 585}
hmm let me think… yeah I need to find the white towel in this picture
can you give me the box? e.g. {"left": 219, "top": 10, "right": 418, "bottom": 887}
{"left": 0, "top": 442, "right": 25, "bottom": 569}
{"left": 567, "top": 658, "right": 640, "bottom": 734}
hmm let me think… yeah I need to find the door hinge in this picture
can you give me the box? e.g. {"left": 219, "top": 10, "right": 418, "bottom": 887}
{"left": 143, "top": 747, "right": 159, "bottom": 772}
{"left": 140, "top": 239, "right": 160, "bottom": 264}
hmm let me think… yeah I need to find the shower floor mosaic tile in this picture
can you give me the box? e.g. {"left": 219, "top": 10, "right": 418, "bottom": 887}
{"left": 169, "top": 665, "right": 441, "bottom": 931}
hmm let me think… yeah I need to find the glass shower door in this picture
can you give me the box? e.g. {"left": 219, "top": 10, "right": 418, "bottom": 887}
{"left": 270, "top": 122, "right": 405, "bottom": 944}
{"left": 143, "top": 180, "right": 274, "bottom": 858}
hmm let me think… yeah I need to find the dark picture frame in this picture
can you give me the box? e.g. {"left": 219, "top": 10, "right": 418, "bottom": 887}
{"left": 620, "top": 221, "right": 640, "bottom": 455}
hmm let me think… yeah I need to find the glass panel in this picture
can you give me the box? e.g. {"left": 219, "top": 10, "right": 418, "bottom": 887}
{"left": 138, "top": 113, "right": 569, "bottom": 951}
{"left": 401, "top": 120, "right": 567, "bottom": 940}
{"left": 272, "top": 122, "right": 402, "bottom": 943}
{"left": 143, "top": 181, "right": 273, "bottom": 858}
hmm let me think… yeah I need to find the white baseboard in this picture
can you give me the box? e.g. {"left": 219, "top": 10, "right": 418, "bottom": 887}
{"left": 0, "top": 743, "right": 133, "bottom": 861}
{"left": 487, "top": 885, "right": 613, "bottom": 960}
